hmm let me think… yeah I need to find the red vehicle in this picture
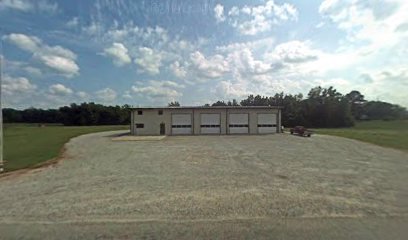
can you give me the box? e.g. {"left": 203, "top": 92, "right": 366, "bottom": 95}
{"left": 290, "top": 126, "right": 313, "bottom": 137}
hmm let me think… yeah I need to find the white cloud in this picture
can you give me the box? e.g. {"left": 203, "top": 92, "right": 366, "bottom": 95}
{"left": 131, "top": 86, "right": 181, "bottom": 99}
{"left": 228, "top": 6, "right": 240, "bottom": 16}
{"left": 316, "top": 0, "right": 408, "bottom": 107}
{"left": 213, "top": 40, "right": 286, "bottom": 91}
{"left": 43, "top": 45, "right": 76, "bottom": 59}
{"left": 315, "top": 22, "right": 325, "bottom": 28}
{"left": 103, "top": 42, "right": 131, "bottom": 66}
{"left": 123, "top": 91, "right": 132, "bottom": 99}
{"left": 214, "top": 4, "right": 226, "bottom": 23}
{"left": 24, "top": 66, "right": 42, "bottom": 76}
{"left": 0, "top": 0, "right": 58, "bottom": 13}
{"left": 190, "top": 51, "right": 229, "bottom": 79}
{"left": 1, "top": 75, "right": 38, "bottom": 108}
{"left": 314, "top": 78, "right": 353, "bottom": 91}
{"left": 131, "top": 80, "right": 183, "bottom": 101}
{"left": 135, "top": 47, "right": 163, "bottom": 75}
{"left": 82, "top": 21, "right": 202, "bottom": 80}
{"left": 319, "top": 0, "right": 339, "bottom": 14}
{"left": 95, "top": 88, "right": 117, "bottom": 102}
{"left": 156, "top": 80, "right": 185, "bottom": 89}
{"left": 358, "top": 66, "right": 408, "bottom": 106}
{"left": 49, "top": 84, "right": 73, "bottom": 95}
{"left": 2, "top": 56, "right": 44, "bottom": 77}
{"left": 76, "top": 91, "right": 89, "bottom": 99}
{"left": 186, "top": 39, "right": 295, "bottom": 98}
{"left": 302, "top": 50, "right": 359, "bottom": 76}
{"left": 268, "top": 41, "right": 319, "bottom": 63}
{"left": 214, "top": 81, "right": 248, "bottom": 99}
{"left": 82, "top": 21, "right": 104, "bottom": 37}
{"left": 226, "top": 0, "right": 298, "bottom": 35}
{"left": 168, "top": 39, "right": 195, "bottom": 53}
{"left": 311, "top": 65, "right": 408, "bottom": 107}
{"left": 234, "top": 15, "right": 272, "bottom": 36}
{"left": 88, "top": 23, "right": 170, "bottom": 48}
{"left": 4, "top": 33, "right": 41, "bottom": 52}
{"left": 4, "top": 33, "right": 79, "bottom": 78}
{"left": 38, "top": 55, "right": 79, "bottom": 77}
{"left": 227, "top": 48, "right": 272, "bottom": 75}
{"left": 2, "top": 75, "right": 37, "bottom": 95}
{"left": 169, "top": 61, "right": 187, "bottom": 78}
{"left": 0, "top": 0, "right": 31, "bottom": 11}
{"left": 216, "top": 37, "right": 275, "bottom": 54}
{"left": 319, "top": 0, "right": 408, "bottom": 49}
{"left": 36, "top": 0, "right": 58, "bottom": 13}
{"left": 187, "top": 43, "right": 299, "bottom": 99}
{"left": 213, "top": 39, "right": 334, "bottom": 98}
{"left": 66, "top": 17, "right": 79, "bottom": 28}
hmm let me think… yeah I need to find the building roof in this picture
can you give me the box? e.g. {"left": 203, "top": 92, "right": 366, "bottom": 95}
{"left": 130, "top": 106, "right": 283, "bottom": 110}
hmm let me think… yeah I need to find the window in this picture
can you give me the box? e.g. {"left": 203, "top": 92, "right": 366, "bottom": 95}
{"left": 257, "top": 124, "right": 277, "bottom": 127}
{"left": 200, "top": 125, "right": 221, "bottom": 128}
{"left": 229, "top": 124, "right": 249, "bottom": 128}
{"left": 171, "top": 125, "right": 192, "bottom": 128}
{"left": 136, "top": 123, "right": 144, "bottom": 128}
{"left": 138, "top": 110, "right": 143, "bottom": 115}
{"left": 158, "top": 110, "right": 163, "bottom": 115}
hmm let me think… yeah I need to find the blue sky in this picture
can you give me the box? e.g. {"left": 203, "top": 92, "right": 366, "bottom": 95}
{"left": 1, "top": 0, "right": 408, "bottom": 109}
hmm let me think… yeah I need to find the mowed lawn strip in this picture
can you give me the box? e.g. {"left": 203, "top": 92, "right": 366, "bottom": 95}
{"left": 3, "top": 124, "right": 128, "bottom": 172}
{"left": 315, "top": 120, "right": 408, "bottom": 151}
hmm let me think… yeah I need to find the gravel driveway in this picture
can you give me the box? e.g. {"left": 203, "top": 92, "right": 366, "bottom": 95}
{"left": 1, "top": 131, "right": 408, "bottom": 239}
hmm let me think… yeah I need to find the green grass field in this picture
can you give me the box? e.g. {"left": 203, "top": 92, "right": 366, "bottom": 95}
{"left": 315, "top": 120, "right": 408, "bottom": 151}
{"left": 3, "top": 124, "right": 128, "bottom": 172}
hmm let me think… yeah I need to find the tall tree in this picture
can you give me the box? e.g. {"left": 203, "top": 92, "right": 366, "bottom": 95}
{"left": 240, "top": 95, "right": 269, "bottom": 106}
{"left": 363, "top": 101, "right": 407, "bottom": 120}
{"left": 168, "top": 101, "right": 180, "bottom": 107}
{"left": 345, "top": 90, "right": 366, "bottom": 120}
{"left": 212, "top": 101, "right": 227, "bottom": 106}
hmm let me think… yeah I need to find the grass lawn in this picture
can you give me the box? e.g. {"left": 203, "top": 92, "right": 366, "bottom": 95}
{"left": 3, "top": 124, "right": 128, "bottom": 172}
{"left": 315, "top": 120, "right": 408, "bottom": 151}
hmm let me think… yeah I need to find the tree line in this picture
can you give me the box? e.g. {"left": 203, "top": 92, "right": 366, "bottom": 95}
{"left": 2, "top": 86, "right": 407, "bottom": 127}
{"left": 3, "top": 102, "right": 131, "bottom": 126}
{"left": 204, "top": 86, "right": 407, "bottom": 128}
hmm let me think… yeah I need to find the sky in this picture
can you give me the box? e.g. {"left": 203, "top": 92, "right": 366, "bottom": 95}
{"left": 1, "top": 0, "right": 408, "bottom": 109}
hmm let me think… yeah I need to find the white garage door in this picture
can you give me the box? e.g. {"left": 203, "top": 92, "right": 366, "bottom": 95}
{"left": 172, "top": 114, "right": 192, "bottom": 135}
{"left": 257, "top": 113, "right": 277, "bottom": 134}
{"left": 229, "top": 113, "right": 249, "bottom": 134}
{"left": 200, "top": 114, "right": 221, "bottom": 134}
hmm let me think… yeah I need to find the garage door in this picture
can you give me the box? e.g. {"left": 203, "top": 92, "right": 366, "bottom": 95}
{"left": 172, "top": 114, "right": 192, "bottom": 135}
{"left": 200, "top": 114, "right": 221, "bottom": 134}
{"left": 229, "top": 113, "right": 249, "bottom": 134}
{"left": 257, "top": 113, "right": 277, "bottom": 134}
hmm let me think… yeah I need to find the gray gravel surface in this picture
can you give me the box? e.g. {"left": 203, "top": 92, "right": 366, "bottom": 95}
{"left": 1, "top": 131, "right": 407, "bottom": 239}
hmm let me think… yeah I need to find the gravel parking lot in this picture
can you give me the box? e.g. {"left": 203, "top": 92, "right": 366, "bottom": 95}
{"left": 1, "top": 131, "right": 407, "bottom": 239}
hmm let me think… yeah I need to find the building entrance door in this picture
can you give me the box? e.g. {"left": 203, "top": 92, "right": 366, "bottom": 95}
{"left": 160, "top": 123, "right": 165, "bottom": 135}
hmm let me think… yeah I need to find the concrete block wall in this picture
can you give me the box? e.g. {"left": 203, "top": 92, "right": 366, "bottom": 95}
{"left": 131, "top": 107, "right": 281, "bottom": 136}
